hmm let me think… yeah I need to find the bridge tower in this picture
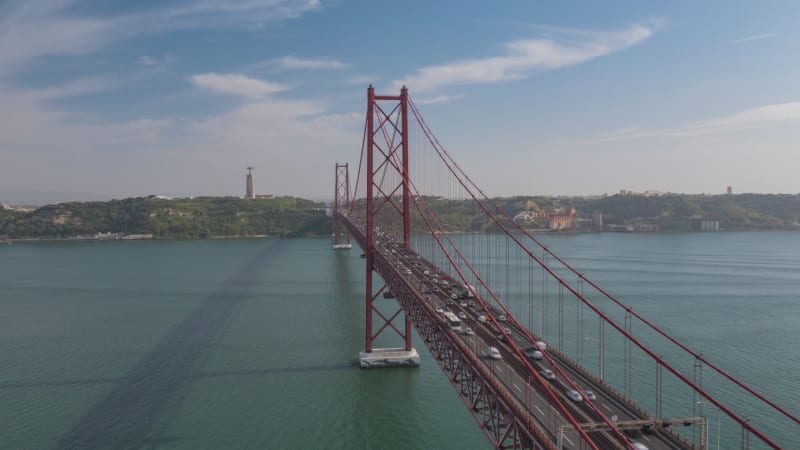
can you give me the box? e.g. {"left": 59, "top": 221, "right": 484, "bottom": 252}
{"left": 360, "top": 85, "right": 419, "bottom": 367}
{"left": 332, "top": 163, "right": 352, "bottom": 249}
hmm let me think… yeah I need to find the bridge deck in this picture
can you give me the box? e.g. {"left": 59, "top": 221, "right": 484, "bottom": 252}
{"left": 339, "top": 214, "right": 697, "bottom": 450}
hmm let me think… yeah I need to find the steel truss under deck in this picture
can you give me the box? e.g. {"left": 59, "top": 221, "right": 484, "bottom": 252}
{"left": 342, "top": 219, "right": 553, "bottom": 450}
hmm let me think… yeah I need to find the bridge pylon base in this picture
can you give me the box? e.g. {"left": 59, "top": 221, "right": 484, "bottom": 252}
{"left": 359, "top": 347, "right": 420, "bottom": 368}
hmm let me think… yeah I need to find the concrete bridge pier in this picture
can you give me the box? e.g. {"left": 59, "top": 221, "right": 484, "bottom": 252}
{"left": 359, "top": 347, "right": 420, "bottom": 368}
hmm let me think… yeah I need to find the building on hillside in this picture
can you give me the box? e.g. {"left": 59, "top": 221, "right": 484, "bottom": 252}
{"left": 549, "top": 208, "right": 576, "bottom": 230}
{"left": 513, "top": 210, "right": 552, "bottom": 222}
{"left": 700, "top": 220, "right": 719, "bottom": 231}
{"left": 592, "top": 213, "right": 603, "bottom": 232}
{"left": 514, "top": 208, "right": 576, "bottom": 231}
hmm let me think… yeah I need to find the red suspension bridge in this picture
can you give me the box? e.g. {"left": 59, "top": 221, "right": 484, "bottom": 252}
{"left": 331, "top": 86, "right": 798, "bottom": 450}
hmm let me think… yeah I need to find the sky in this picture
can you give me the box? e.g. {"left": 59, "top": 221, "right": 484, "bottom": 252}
{"left": 1, "top": 0, "right": 800, "bottom": 202}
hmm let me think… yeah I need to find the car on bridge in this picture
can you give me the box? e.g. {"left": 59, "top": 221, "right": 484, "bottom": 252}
{"left": 540, "top": 368, "right": 555, "bottom": 380}
{"left": 565, "top": 389, "right": 583, "bottom": 402}
{"left": 582, "top": 390, "right": 597, "bottom": 401}
{"left": 464, "top": 327, "right": 474, "bottom": 336}
{"left": 488, "top": 347, "right": 502, "bottom": 359}
{"left": 523, "top": 347, "right": 543, "bottom": 360}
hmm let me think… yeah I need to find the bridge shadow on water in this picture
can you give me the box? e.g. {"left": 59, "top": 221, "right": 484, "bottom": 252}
{"left": 0, "top": 364, "right": 357, "bottom": 391}
{"left": 50, "top": 240, "right": 357, "bottom": 450}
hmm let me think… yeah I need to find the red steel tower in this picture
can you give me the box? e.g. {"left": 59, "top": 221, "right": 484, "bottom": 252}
{"left": 332, "top": 163, "right": 351, "bottom": 249}
{"left": 360, "top": 85, "right": 418, "bottom": 365}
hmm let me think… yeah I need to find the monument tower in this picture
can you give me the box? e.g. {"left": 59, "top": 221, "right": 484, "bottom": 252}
{"left": 245, "top": 166, "right": 255, "bottom": 199}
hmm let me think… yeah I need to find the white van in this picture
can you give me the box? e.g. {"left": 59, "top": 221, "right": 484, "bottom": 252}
{"left": 478, "top": 315, "right": 487, "bottom": 323}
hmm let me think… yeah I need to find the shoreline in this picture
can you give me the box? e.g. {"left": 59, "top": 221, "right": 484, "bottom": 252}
{"left": 2, "top": 229, "right": 796, "bottom": 244}
{"left": 1, "top": 233, "right": 330, "bottom": 243}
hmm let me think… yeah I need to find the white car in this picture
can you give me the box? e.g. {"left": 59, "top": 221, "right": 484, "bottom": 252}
{"left": 630, "top": 444, "right": 649, "bottom": 450}
{"left": 540, "top": 368, "right": 555, "bottom": 380}
{"left": 458, "top": 311, "right": 467, "bottom": 320}
{"left": 565, "top": 389, "right": 583, "bottom": 402}
{"left": 488, "top": 346, "right": 502, "bottom": 359}
{"left": 582, "top": 390, "right": 597, "bottom": 401}
{"left": 523, "top": 347, "right": 543, "bottom": 360}
{"left": 435, "top": 307, "right": 444, "bottom": 314}
{"left": 464, "top": 327, "right": 475, "bottom": 336}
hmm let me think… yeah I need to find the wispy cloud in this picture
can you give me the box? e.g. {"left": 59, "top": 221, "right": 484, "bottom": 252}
{"left": 731, "top": 33, "right": 776, "bottom": 44}
{"left": 274, "top": 56, "right": 349, "bottom": 70}
{"left": 138, "top": 56, "right": 158, "bottom": 66}
{"left": 347, "top": 75, "right": 380, "bottom": 85}
{"left": 310, "top": 112, "right": 362, "bottom": 127}
{"left": 190, "top": 73, "right": 288, "bottom": 98}
{"left": 676, "top": 102, "right": 800, "bottom": 136}
{"left": 0, "top": 1, "right": 322, "bottom": 76}
{"left": 392, "top": 21, "right": 660, "bottom": 93}
{"left": 585, "top": 127, "right": 662, "bottom": 144}
{"left": 36, "top": 77, "right": 118, "bottom": 99}
{"left": 0, "top": 1, "right": 115, "bottom": 75}
{"left": 586, "top": 101, "right": 800, "bottom": 144}
{"left": 0, "top": 79, "right": 173, "bottom": 158}
{"left": 0, "top": 76, "right": 357, "bottom": 196}
{"left": 415, "top": 94, "right": 466, "bottom": 105}
{"left": 136, "top": 54, "right": 175, "bottom": 76}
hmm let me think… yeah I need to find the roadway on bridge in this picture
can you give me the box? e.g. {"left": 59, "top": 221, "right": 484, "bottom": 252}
{"left": 373, "top": 231, "right": 693, "bottom": 450}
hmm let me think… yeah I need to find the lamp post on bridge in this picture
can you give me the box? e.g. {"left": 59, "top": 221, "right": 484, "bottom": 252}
{"left": 697, "top": 401, "right": 721, "bottom": 450}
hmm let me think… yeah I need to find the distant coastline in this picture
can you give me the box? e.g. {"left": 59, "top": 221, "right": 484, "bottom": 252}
{"left": 0, "top": 196, "right": 329, "bottom": 241}
{"left": 2, "top": 193, "right": 800, "bottom": 241}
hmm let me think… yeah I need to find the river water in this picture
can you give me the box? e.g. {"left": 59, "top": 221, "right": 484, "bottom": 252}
{"left": 0, "top": 232, "right": 797, "bottom": 449}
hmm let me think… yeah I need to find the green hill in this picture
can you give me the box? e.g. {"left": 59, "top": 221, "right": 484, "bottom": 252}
{"left": 0, "top": 196, "right": 330, "bottom": 239}
{"left": 3, "top": 193, "right": 800, "bottom": 240}
{"left": 561, "top": 194, "right": 799, "bottom": 230}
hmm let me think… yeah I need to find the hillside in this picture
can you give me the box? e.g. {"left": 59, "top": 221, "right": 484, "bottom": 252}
{"left": 560, "top": 194, "right": 800, "bottom": 230}
{"left": 415, "top": 194, "right": 800, "bottom": 232}
{"left": 0, "top": 196, "right": 330, "bottom": 239}
{"left": 3, "top": 193, "right": 800, "bottom": 240}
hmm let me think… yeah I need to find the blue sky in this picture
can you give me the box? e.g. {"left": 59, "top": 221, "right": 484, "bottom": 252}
{"left": 1, "top": 0, "right": 799, "bottom": 200}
